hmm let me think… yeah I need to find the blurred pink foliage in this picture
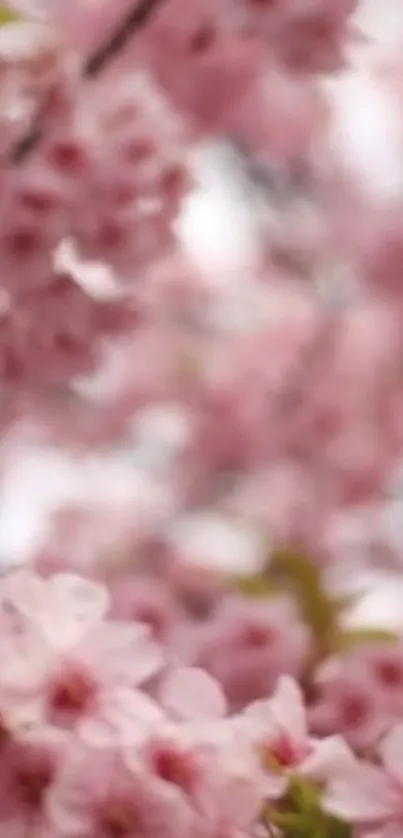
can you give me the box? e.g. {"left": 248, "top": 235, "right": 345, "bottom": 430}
{"left": 0, "top": 0, "right": 402, "bottom": 836}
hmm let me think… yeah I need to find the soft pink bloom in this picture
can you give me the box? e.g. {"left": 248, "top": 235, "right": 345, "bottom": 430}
{"left": 53, "top": 701, "right": 273, "bottom": 838}
{"left": 332, "top": 642, "right": 403, "bottom": 718}
{"left": 45, "top": 620, "right": 163, "bottom": 727}
{"left": 131, "top": 712, "right": 283, "bottom": 837}
{"left": 324, "top": 724, "right": 403, "bottom": 831}
{"left": 190, "top": 596, "right": 310, "bottom": 710}
{"left": 226, "top": 460, "right": 327, "bottom": 548}
{"left": 78, "top": 687, "right": 169, "bottom": 749}
{"left": 224, "top": 0, "right": 356, "bottom": 72}
{"left": 310, "top": 643, "right": 403, "bottom": 748}
{"left": 0, "top": 722, "right": 67, "bottom": 838}
{"left": 109, "top": 574, "right": 183, "bottom": 643}
{"left": 0, "top": 571, "right": 164, "bottom": 727}
{"left": 159, "top": 668, "right": 227, "bottom": 722}
{"left": 48, "top": 740, "right": 196, "bottom": 838}
{"left": 0, "top": 271, "right": 138, "bottom": 388}
{"left": 1, "top": 1, "right": 403, "bottom": 835}
{"left": 310, "top": 669, "right": 391, "bottom": 750}
{"left": 0, "top": 570, "right": 109, "bottom": 644}
{"left": 244, "top": 675, "right": 354, "bottom": 782}
{"left": 0, "top": 14, "right": 75, "bottom": 153}
{"left": 136, "top": 0, "right": 266, "bottom": 134}
{"left": 225, "top": 66, "right": 326, "bottom": 165}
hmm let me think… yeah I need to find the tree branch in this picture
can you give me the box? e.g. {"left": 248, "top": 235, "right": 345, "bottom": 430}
{"left": 9, "top": 0, "right": 164, "bottom": 164}
{"left": 84, "top": 0, "right": 162, "bottom": 77}
{"left": 10, "top": 121, "right": 43, "bottom": 164}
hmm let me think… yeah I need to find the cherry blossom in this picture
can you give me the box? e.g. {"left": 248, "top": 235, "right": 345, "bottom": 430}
{"left": 324, "top": 724, "right": 403, "bottom": 835}
{"left": 189, "top": 595, "right": 310, "bottom": 710}
{"left": 310, "top": 642, "right": 403, "bottom": 748}
{"left": 0, "top": 0, "right": 402, "bottom": 835}
{"left": 0, "top": 570, "right": 164, "bottom": 728}
{"left": 48, "top": 740, "right": 197, "bottom": 838}
{"left": 244, "top": 675, "right": 353, "bottom": 782}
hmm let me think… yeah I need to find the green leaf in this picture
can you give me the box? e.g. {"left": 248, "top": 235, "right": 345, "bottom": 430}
{"left": 269, "top": 547, "right": 340, "bottom": 655}
{"left": 267, "top": 775, "right": 353, "bottom": 838}
{"left": 336, "top": 627, "right": 399, "bottom": 652}
{"left": 331, "top": 591, "right": 360, "bottom": 612}
{"left": 272, "top": 811, "right": 306, "bottom": 833}
{"left": 235, "top": 546, "right": 384, "bottom": 665}
{"left": 234, "top": 572, "right": 277, "bottom": 599}
{"left": 0, "top": 5, "right": 20, "bottom": 24}
{"left": 287, "top": 775, "right": 320, "bottom": 813}
{"left": 326, "top": 815, "right": 353, "bottom": 838}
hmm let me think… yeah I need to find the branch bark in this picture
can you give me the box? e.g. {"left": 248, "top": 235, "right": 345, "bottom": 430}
{"left": 9, "top": 0, "right": 164, "bottom": 164}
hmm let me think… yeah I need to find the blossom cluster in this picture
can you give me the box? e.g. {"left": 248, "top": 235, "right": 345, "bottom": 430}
{"left": 0, "top": 566, "right": 380, "bottom": 837}
{"left": 0, "top": 0, "right": 403, "bottom": 836}
{"left": 2, "top": 563, "right": 403, "bottom": 838}
{"left": 0, "top": 0, "right": 402, "bottom": 559}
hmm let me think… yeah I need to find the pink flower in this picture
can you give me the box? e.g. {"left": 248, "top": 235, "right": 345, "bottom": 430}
{"left": 0, "top": 723, "right": 67, "bottom": 838}
{"left": 324, "top": 724, "right": 403, "bottom": 831}
{"left": 0, "top": 570, "right": 109, "bottom": 645}
{"left": 46, "top": 620, "right": 163, "bottom": 727}
{"left": 136, "top": 0, "right": 265, "bottom": 134}
{"left": 224, "top": 0, "right": 355, "bottom": 72}
{"left": 244, "top": 675, "right": 353, "bottom": 782}
{"left": 190, "top": 596, "right": 310, "bottom": 710}
{"left": 158, "top": 668, "right": 227, "bottom": 722}
{"left": 79, "top": 668, "right": 228, "bottom": 751}
{"left": 50, "top": 706, "right": 275, "bottom": 838}
{"left": 78, "top": 688, "right": 169, "bottom": 749}
{"left": 109, "top": 574, "right": 183, "bottom": 643}
{"left": 310, "top": 649, "right": 397, "bottom": 748}
{"left": 133, "top": 709, "right": 282, "bottom": 838}
{"left": 48, "top": 740, "right": 196, "bottom": 838}
{"left": 0, "top": 571, "right": 164, "bottom": 728}
{"left": 0, "top": 271, "right": 138, "bottom": 388}
{"left": 320, "top": 642, "right": 403, "bottom": 719}
{"left": 227, "top": 460, "right": 326, "bottom": 548}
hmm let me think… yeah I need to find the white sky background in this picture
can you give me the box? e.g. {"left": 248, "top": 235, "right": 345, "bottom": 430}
{"left": 2, "top": 0, "right": 403, "bottom": 626}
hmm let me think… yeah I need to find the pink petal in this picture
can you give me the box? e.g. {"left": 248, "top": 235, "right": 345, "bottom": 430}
{"left": 363, "top": 827, "right": 403, "bottom": 838}
{"left": 0, "top": 570, "right": 43, "bottom": 620}
{"left": 160, "top": 667, "right": 227, "bottom": 721}
{"left": 324, "top": 761, "right": 401, "bottom": 822}
{"left": 46, "top": 574, "right": 109, "bottom": 646}
{"left": 4, "top": 0, "right": 46, "bottom": 16}
{"left": 80, "top": 688, "right": 167, "bottom": 747}
{"left": 267, "top": 676, "right": 307, "bottom": 742}
{"left": 300, "top": 735, "right": 356, "bottom": 781}
{"left": 81, "top": 621, "right": 164, "bottom": 687}
{"left": 380, "top": 725, "right": 403, "bottom": 786}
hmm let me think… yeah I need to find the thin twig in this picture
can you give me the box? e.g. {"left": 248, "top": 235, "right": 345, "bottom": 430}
{"left": 85, "top": 0, "right": 162, "bottom": 77}
{"left": 9, "top": 0, "right": 164, "bottom": 164}
{"left": 10, "top": 121, "right": 43, "bottom": 164}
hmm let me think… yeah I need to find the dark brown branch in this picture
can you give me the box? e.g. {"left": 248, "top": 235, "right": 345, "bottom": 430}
{"left": 84, "top": 0, "right": 163, "bottom": 76}
{"left": 9, "top": 0, "right": 164, "bottom": 164}
{"left": 10, "top": 121, "right": 43, "bottom": 164}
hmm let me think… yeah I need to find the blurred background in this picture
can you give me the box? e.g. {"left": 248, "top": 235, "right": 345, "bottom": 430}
{"left": 1, "top": 0, "right": 403, "bottom": 630}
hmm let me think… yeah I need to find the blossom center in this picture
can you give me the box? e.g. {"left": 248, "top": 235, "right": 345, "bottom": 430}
{"left": 16, "top": 761, "right": 53, "bottom": 809}
{"left": 242, "top": 624, "right": 274, "bottom": 648}
{"left": 152, "top": 743, "right": 197, "bottom": 792}
{"left": 339, "top": 694, "right": 369, "bottom": 730}
{"left": 48, "top": 664, "right": 96, "bottom": 721}
{"left": 374, "top": 659, "right": 403, "bottom": 688}
{"left": 101, "top": 801, "right": 139, "bottom": 838}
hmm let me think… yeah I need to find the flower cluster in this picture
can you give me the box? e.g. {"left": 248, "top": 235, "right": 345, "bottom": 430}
{"left": 2, "top": 562, "right": 403, "bottom": 838}
{"left": 0, "top": 567, "right": 378, "bottom": 838}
